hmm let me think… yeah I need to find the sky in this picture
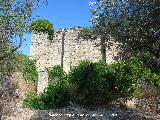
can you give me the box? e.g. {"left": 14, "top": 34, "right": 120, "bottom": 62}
{"left": 19, "top": 0, "right": 96, "bottom": 55}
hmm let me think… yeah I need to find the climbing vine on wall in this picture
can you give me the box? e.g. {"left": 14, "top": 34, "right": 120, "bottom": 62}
{"left": 29, "top": 19, "right": 54, "bottom": 40}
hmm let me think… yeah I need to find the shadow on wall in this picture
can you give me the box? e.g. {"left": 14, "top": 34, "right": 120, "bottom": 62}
{"left": 112, "top": 44, "right": 134, "bottom": 62}
{"left": 61, "top": 31, "right": 65, "bottom": 68}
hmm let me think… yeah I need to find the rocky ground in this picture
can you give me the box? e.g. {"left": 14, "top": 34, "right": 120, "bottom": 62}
{"left": 1, "top": 97, "right": 160, "bottom": 120}
{"left": 27, "top": 105, "right": 160, "bottom": 120}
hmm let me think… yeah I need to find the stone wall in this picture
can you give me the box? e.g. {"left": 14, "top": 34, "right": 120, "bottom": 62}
{"left": 30, "top": 28, "right": 120, "bottom": 94}
{"left": 30, "top": 31, "right": 62, "bottom": 94}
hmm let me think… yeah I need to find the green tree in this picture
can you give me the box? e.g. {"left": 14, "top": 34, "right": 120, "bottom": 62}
{"left": 0, "top": 0, "right": 47, "bottom": 60}
{"left": 90, "top": 0, "right": 160, "bottom": 72}
{"left": 0, "top": 0, "right": 47, "bottom": 76}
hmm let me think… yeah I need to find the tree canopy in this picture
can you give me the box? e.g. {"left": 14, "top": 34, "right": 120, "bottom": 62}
{"left": 0, "top": 0, "right": 47, "bottom": 75}
{"left": 0, "top": 0, "right": 47, "bottom": 60}
{"left": 90, "top": 0, "right": 160, "bottom": 72}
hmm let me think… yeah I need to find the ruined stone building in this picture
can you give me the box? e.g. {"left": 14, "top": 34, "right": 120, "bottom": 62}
{"left": 30, "top": 27, "right": 119, "bottom": 94}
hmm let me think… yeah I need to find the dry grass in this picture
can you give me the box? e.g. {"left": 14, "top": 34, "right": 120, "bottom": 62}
{"left": 12, "top": 72, "right": 37, "bottom": 99}
{"left": 138, "top": 87, "right": 160, "bottom": 99}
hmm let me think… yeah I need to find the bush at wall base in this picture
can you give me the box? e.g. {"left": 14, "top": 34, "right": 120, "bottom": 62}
{"left": 68, "top": 59, "right": 160, "bottom": 106}
{"left": 69, "top": 61, "right": 116, "bottom": 106}
{"left": 22, "top": 92, "right": 45, "bottom": 110}
{"left": 22, "top": 78, "right": 70, "bottom": 110}
{"left": 23, "top": 59, "right": 160, "bottom": 109}
{"left": 48, "top": 65, "right": 66, "bottom": 84}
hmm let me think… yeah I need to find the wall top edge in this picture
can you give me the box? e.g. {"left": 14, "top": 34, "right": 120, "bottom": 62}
{"left": 31, "top": 27, "right": 85, "bottom": 34}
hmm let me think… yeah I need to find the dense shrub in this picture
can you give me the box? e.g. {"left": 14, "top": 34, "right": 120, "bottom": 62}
{"left": 48, "top": 65, "right": 66, "bottom": 83}
{"left": 109, "top": 59, "right": 142, "bottom": 98}
{"left": 69, "top": 61, "right": 115, "bottom": 105}
{"left": 23, "top": 59, "right": 160, "bottom": 109}
{"left": 23, "top": 77, "right": 70, "bottom": 110}
{"left": 22, "top": 92, "right": 45, "bottom": 110}
{"left": 148, "top": 73, "right": 160, "bottom": 87}
{"left": 69, "top": 59, "right": 160, "bottom": 105}
{"left": 22, "top": 59, "right": 38, "bottom": 82}
{"left": 29, "top": 19, "right": 54, "bottom": 40}
{"left": 14, "top": 54, "right": 28, "bottom": 72}
{"left": 117, "top": 58, "right": 160, "bottom": 88}
{"left": 0, "top": 51, "right": 28, "bottom": 76}
{"left": 41, "top": 78, "right": 70, "bottom": 109}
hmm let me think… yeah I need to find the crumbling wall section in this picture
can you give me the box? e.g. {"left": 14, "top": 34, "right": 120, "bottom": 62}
{"left": 30, "top": 28, "right": 120, "bottom": 94}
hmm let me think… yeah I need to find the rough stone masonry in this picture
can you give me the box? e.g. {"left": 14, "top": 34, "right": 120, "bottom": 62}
{"left": 29, "top": 27, "right": 120, "bottom": 94}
